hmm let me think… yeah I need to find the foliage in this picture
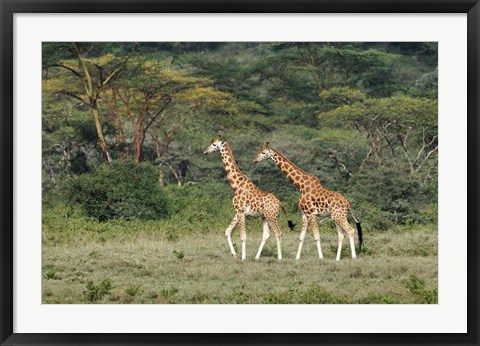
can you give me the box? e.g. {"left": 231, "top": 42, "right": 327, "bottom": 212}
{"left": 63, "top": 161, "right": 173, "bottom": 221}
{"left": 43, "top": 42, "right": 438, "bottom": 231}
{"left": 319, "top": 87, "right": 366, "bottom": 109}
{"left": 172, "top": 250, "right": 185, "bottom": 259}
{"left": 83, "top": 278, "right": 113, "bottom": 303}
{"left": 125, "top": 284, "right": 143, "bottom": 297}
{"left": 320, "top": 96, "right": 438, "bottom": 173}
{"left": 353, "top": 163, "right": 435, "bottom": 219}
{"left": 414, "top": 68, "right": 438, "bottom": 98}
{"left": 405, "top": 274, "right": 438, "bottom": 304}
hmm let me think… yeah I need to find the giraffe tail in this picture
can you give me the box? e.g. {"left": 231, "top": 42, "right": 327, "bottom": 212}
{"left": 281, "top": 205, "right": 296, "bottom": 231}
{"left": 349, "top": 206, "right": 363, "bottom": 252}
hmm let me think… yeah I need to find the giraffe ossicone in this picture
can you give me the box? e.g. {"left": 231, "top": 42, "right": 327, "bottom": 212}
{"left": 253, "top": 142, "right": 363, "bottom": 261}
{"left": 204, "top": 136, "right": 285, "bottom": 261}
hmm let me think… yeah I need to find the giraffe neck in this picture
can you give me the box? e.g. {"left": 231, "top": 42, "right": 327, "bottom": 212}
{"left": 220, "top": 144, "right": 249, "bottom": 192}
{"left": 271, "top": 149, "right": 320, "bottom": 191}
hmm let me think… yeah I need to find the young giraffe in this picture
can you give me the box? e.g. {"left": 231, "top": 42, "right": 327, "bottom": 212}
{"left": 204, "top": 135, "right": 286, "bottom": 260}
{"left": 253, "top": 142, "right": 363, "bottom": 261}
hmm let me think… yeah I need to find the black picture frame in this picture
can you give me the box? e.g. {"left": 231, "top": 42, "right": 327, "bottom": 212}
{"left": 1, "top": 1, "right": 478, "bottom": 345}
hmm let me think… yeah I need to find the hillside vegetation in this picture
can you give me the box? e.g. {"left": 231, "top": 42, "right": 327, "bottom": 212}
{"left": 42, "top": 42, "right": 438, "bottom": 304}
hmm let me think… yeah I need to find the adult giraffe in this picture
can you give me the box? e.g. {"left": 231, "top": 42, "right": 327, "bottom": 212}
{"left": 204, "top": 136, "right": 288, "bottom": 260}
{"left": 253, "top": 142, "right": 363, "bottom": 261}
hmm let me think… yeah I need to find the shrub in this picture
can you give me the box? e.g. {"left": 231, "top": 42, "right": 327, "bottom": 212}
{"left": 43, "top": 269, "right": 58, "bottom": 280}
{"left": 83, "top": 278, "right": 113, "bottom": 303}
{"left": 349, "top": 164, "right": 437, "bottom": 228}
{"left": 298, "top": 285, "right": 345, "bottom": 304}
{"left": 159, "top": 288, "right": 179, "bottom": 298}
{"left": 63, "top": 161, "right": 173, "bottom": 221}
{"left": 172, "top": 250, "right": 185, "bottom": 259}
{"left": 125, "top": 284, "right": 143, "bottom": 297}
{"left": 405, "top": 274, "right": 437, "bottom": 304}
{"left": 261, "top": 289, "right": 297, "bottom": 304}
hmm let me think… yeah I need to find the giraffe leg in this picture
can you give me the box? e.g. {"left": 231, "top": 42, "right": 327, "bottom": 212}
{"left": 225, "top": 214, "right": 239, "bottom": 256}
{"left": 267, "top": 217, "right": 283, "bottom": 260}
{"left": 276, "top": 233, "right": 282, "bottom": 260}
{"left": 335, "top": 224, "right": 345, "bottom": 261}
{"left": 296, "top": 213, "right": 309, "bottom": 260}
{"left": 339, "top": 219, "right": 357, "bottom": 259}
{"left": 255, "top": 218, "right": 271, "bottom": 260}
{"left": 308, "top": 215, "right": 323, "bottom": 259}
{"left": 238, "top": 214, "right": 247, "bottom": 260}
{"left": 349, "top": 233, "right": 357, "bottom": 259}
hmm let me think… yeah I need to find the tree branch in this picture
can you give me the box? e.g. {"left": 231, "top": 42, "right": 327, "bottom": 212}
{"left": 101, "top": 57, "right": 129, "bottom": 88}
{"left": 63, "top": 92, "right": 89, "bottom": 106}
{"left": 328, "top": 152, "right": 353, "bottom": 177}
{"left": 43, "top": 64, "right": 82, "bottom": 78}
{"left": 71, "top": 43, "right": 93, "bottom": 97}
{"left": 144, "top": 95, "right": 172, "bottom": 134}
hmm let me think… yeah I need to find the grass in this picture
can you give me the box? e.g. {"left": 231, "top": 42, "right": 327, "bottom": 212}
{"left": 42, "top": 208, "right": 438, "bottom": 304}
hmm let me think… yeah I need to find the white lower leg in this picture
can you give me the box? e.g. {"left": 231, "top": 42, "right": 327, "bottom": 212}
{"left": 255, "top": 239, "right": 267, "bottom": 259}
{"left": 256, "top": 219, "right": 270, "bottom": 260}
{"left": 241, "top": 239, "right": 246, "bottom": 260}
{"left": 226, "top": 236, "right": 236, "bottom": 256}
{"left": 225, "top": 215, "right": 238, "bottom": 256}
{"left": 296, "top": 241, "right": 304, "bottom": 260}
{"left": 349, "top": 235, "right": 356, "bottom": 259}
{"left": 316, "top": 239, "right": 323, "bottom": 259}
{"left": 296, "top": 214, "right": 308, "bottom": 260}
{"left": 336, "top": 236, "right": 344, "bottom": 261}
{"left": 296, "top": 235, "right": 305, "bottom": 260}
{"left": 276, "top": 238, "right": 282, "bottom": 260}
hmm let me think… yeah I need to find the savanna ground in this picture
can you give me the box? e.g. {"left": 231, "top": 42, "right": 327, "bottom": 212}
{"left": 42, "top": 205, "right": 437, "bottom": 304}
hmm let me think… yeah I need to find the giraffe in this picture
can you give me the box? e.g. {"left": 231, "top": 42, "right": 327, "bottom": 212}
{"left": 204, "top": 135, "right": 286, "bottom": 260}
{"left": 253, "top": 142, "right": 363, "bottom": 261}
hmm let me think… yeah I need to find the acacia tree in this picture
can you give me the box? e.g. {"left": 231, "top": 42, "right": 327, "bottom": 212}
{"left": 101, "top": 57, "right": 231, "bottom": 164}
{"left": 43, "top": 44, "right": 129, "bottom": 164}
{"left": 320, "top": 95, "right": 438, "bottom": 173}
{"left": 264, "top": 43, "right": 399, "bottom": 97}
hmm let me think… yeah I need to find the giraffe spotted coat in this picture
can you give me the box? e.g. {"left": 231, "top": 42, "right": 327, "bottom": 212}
{"left": 204, "top": 136, "right": 284, "bottom": 260}
{"left": 253, "top": 143, "right": 362, "bottom": 261}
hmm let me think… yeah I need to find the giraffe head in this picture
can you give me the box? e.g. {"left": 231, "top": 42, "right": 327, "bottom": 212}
{"left": 252, "top": 142, "right": 274, "bottom": 163}
{"left": 204, "top": 135, "right": 227, "bottom": 155}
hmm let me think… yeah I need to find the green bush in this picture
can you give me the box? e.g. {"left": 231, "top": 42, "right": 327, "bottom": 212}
{"left": 349, "top": 164, "right": 437, "bottom": 228}
{"left": 125, "top": 284, "right": 143, "bottom": 297}
{"left": 83, "top": 278, "right": 113, "bottom": 303}
{"left": 63, "top": 161, "right": 173, "bottom": 221}
{"left": 405, "top": 274, "right": 437, "bottom": 304}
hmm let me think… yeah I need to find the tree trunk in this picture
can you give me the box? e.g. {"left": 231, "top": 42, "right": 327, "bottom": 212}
{"left": 158, "top": 163, "right": 165, "bottom": 186}
{"left": 107, "top": 91, "right": 129, "bottom": 160}
{"left": 72, "top": 44, "right": 111, "bottom": 165}
{"left": 91, "top": 105, "right": 111, "bottom": 165}
{"left": 43, "top": 160, "right": 57, "bottom": 187}
{"left": 133, "top": 127, "right": 143, "bottom": 163}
